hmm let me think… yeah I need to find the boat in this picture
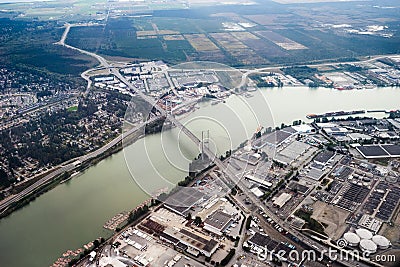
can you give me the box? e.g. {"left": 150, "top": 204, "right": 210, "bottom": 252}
{"left": 306, "top": 110, "right": 365, "bottom": 119}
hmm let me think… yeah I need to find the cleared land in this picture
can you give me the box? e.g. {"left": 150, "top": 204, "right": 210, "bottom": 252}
{"left": 163, "top": 35, "right": 185, "bottom": 41}
{"left": 136, "top": 30, "right": 179, "bottom": 37}
{"left": 210, "top": 33, "right": 247, "bottom": 50}
{"left": 311, "top": 201, "right": 350, "bottom": 240}
{"left": 231, "top": 31, "right": 260, "bottom": 41}
{"left": 255, "top": 31, "right": 308, "bottom": 51}
{"left": 58, "top": 2, "right": 400, "bottom": 66}
{"left": 184, "top": 34, "right": 220, "bottom": 52}
{"left": 244, "top": 14, "right": 292, "bottom": 25}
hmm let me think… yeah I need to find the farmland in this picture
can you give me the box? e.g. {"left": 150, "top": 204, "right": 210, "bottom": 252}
{"left": 1, "top": 0, "right": 399, "bottom": 68}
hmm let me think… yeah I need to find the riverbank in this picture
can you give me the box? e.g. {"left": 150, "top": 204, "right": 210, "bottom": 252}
{"left": 0, "top": 124, "right": 144, "bottom": 220}
{"left": 0, "top": 86, "right": 399, "bottom": 267}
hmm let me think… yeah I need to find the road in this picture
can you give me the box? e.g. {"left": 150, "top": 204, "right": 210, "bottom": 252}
{"left": 108, "top": 61, "right": 380, "bottom": 267}
{"left": 51, "top": 28, "right": 397, "bottom": 266}
{"left": 237, "top": 54, "right": 400, "bottom": 89}
{"left": 55, "top": 24, "right": 108, "bottom": 68}
{"left": 0, "top": 116, "right": 160, "bottom": 214}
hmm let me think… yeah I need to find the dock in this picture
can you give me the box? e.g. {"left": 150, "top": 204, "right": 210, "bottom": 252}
{"left": 306, "top": 110, "right": 365, "bottom": 119}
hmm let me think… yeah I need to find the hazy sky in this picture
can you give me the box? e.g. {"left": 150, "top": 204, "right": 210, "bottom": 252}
{"left": 0, "top": 0, "right": 54, "bottom": 3}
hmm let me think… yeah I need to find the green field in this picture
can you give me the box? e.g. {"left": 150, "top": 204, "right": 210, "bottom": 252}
{"left": 1, "top": 0, "right": 400, "bottom": 69}
{"left": 67, "top": 106, "right": 78, "bottom": 112}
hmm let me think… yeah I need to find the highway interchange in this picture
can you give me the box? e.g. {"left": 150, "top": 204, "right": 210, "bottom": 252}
{"left": 1, "top": 23, "right": 397, "bottom": 267}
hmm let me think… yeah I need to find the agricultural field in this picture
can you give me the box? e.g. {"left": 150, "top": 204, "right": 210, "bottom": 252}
{"left": 2, "top": 0, "right": 399, "bottom": 69}
{"left": 65, "top": 2, "right": 400, "bottom": 66}
{"left": 184, "top": 34, "right": 219, "bottom": 52}
{"left": 163, "top": 35, "right": 185, "bottom": 41}
{"left": 244, "top": 14, "right": 294, "bottom": 26}
{"left": 255, "top": 30, "right": 308, "bottom": 50}
{"left": 210, "top": 33, "right": 247, "bottom": 50}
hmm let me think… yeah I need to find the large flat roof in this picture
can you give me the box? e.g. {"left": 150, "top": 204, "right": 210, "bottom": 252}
{"left": 356, "top": 144, "right": 400, "bottom": 158}
{"left": 273, "top": 192, "right": 292, "bottom": 208}
{"left": 164, "top": 188, "right": 205, "bottom": 215}
{"left": 245, "top": 175, "right": 272, "bottom": 187}
{"left": 314, "top": 150, "right": 334, "bottom": 164}
{"left": 287, "top": 181, "right": 310, "bottom": 195}
{"left": 381, "top": 144, "right": 400, "bottom": 156}
{"left": 248, "top": 232, "right": 271, "bottom": 247}
{"left": 274, "top": 140, "right": 310, "bottom": 164}
{"left": 253, "top": 130, "right": 292, "bottom": 148}
{"left": 164, "top": 227, "right": 218, "bottom": 253}
{"left": 204, "top": 210, "right": 233, "bottom": 230}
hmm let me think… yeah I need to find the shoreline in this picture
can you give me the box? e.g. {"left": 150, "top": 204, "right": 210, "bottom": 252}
{"left": 0, "top": 125, "right": 143, "bottom": 220}
{"left": 1, "top": 85, "right": 398, "bottom": 220}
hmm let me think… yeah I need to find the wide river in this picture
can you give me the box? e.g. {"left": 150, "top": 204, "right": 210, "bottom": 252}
{"left": 0, "top": 86, "right": 398, "bottom": 267}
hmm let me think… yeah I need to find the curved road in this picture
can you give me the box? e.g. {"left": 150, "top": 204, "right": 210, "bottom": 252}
{"left": 2, "top": 24, "right": 393, "bottom": 266}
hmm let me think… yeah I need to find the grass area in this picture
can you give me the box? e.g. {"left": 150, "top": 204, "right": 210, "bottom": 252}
{"left": 3, "top": 2, "right": 400, "bottom": 70}
{"left": 67, "top": 18, "right": 196, "bottom": 63}
{"left": 67, "top": 106, "right": 78, "bottom": 112}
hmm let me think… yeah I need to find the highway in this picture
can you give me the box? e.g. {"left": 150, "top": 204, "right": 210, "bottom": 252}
{"left": 106, "top": 64, "right": 381, "bottom": 267}
{"left": 0, "top": 116, "right": 160, "bottom": 215}
{"left": 110, "top": 64, "right": 384, "bottom": 267}
{"left": 49, "top": 27, "right": 395, "bottom": 266}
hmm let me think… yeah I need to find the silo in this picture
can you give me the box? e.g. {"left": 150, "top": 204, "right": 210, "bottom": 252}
{"left": 356, "top": 228, "right": 373, "bottom": 240}
{"left": 343, "top": 232, "right": 361, "bottom": 246}
{"left": 372, "top": 235, "right": 391, "bottom": 250}
{"left": 360, "top": 239, "right": 377, "bottom": 254}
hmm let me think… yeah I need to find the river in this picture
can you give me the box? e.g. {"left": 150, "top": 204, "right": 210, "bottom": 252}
{"left": 0, "top": 86, "right": 398, "bottom": 267}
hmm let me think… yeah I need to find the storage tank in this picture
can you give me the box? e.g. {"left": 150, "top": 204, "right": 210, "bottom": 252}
{"left": 356, "top": 228, "right": 373, "bottom": 240}
{"left": 360, "top": 239, "right": 377, "bottom": 254}
{"left": 343, "top": 232, "right": 361, "bottom": 246}
{"left": 372, "top": 235, "right": 391, "bottom": 249}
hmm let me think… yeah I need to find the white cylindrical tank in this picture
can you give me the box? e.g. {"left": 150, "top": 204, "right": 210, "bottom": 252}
{"left": 356, "top": 228, "right": 373, "bottom": 240}
{"left": 360, "top": 239, "right": 377, "bottom": 254}
{"left": 343, "top": 232, "right": 361, "bottom": 246}
{"left": 372, "top": 235, "right": 391, "bottom": 249}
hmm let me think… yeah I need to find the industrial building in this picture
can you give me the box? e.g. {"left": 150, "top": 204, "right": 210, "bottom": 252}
{"left": 356, "top": 144, "right": 400, "bottom": 159}
{"left": 244, "top": 175, "right": 272, "bottom": 188}
{"left": 357, "top": 215, "right": 382, "bottom": 233}
{"left": 246, "top": 233, "right": 273, "bottom": 253}
{"left": 164, "top": 188, "right": 206, "bottom": 216}
{"left": 313, "top": 150, "right": 335, "bottom": 166}
{"left": 273, "top": 193, "right": 292, "bottom": 208}
{"left": 253, "top": 129, "right": 294, "bottom": 149}
{"left": 273, "top": 140, "right": 310, "bottom": 166}
{"left": 250, "top": 187, "right": 264, "bottom": 198}
{"left": 203, "top": 210, "right": 234, "bottom": 236}
{"left": 161, "top": 227, "right": 219, "bottom": 257}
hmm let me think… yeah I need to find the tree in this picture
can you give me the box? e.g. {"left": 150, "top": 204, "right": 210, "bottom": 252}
{"left": 245, "top": 216, "right": 252, "bottom": 230}
{"left": 194, "top": 216, "right": 202, "bottom": 226}
{"left": 221, "top": 248, "right": 236, "bottom": 266}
